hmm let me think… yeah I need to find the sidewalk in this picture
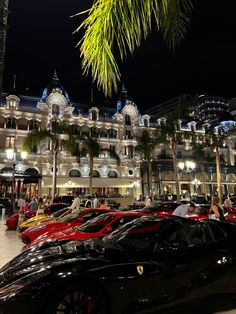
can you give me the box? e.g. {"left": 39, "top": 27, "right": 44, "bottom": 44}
{"left": 0, "top": 218, "right": 24, "bottom": 268}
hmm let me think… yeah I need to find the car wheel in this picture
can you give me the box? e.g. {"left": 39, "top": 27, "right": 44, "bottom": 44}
{"left": 42, "top": 282, "right": 108, "bottom": 314}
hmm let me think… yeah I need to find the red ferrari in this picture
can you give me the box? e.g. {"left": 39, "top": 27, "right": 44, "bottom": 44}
{"left": 27, "top": 211, "right": 147, "bottom": 249}
{"left": 21, "top": 208, "right": 111, "bottom": 244}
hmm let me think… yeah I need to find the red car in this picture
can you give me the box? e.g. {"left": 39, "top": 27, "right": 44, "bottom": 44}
{"left": 224, "top": 205, "right": 236, "bottom": 223}
{"left": 21, "top": 208, "right": 111, "bottom": 244}
{"left": 27, "top": 211, "right": 147, "bottom": 249}
{"left": 137, "top": 202, "right": 210, "bottom": 220}
{"left": 6, "top": 203, "right": 36, "bottom": 230}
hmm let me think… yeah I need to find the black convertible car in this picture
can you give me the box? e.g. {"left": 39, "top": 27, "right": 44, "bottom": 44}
{"left": 1, "top": 216, "right": 236, "bottom": 314}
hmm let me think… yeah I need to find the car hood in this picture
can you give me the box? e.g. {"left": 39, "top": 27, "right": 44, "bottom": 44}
{"left": 20, "top": 215, "right": 51, "bottom": 227}
{"left": 0, "top": 239, "right": 125, "bottom": 288}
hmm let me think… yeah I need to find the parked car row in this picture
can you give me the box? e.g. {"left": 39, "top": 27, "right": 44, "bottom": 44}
{"left": 1, "top": 215, "right": 236, "bottom": 313}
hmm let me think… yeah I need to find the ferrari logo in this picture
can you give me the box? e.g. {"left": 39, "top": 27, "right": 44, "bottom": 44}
{"left": 137, "top": 265, "right": 144, "bottom": 275}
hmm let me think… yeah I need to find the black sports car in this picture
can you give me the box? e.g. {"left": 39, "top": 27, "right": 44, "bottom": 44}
{"left": 1, "top": 216, "right": 236, "bottom": 314}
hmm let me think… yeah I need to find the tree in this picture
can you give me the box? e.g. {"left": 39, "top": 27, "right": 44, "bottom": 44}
{"left": 80, "top": 137, "right": 120, "bottom": 195}
{"left": 74, "top": 0, "right": 194, "bottom": 96}
{"left": 191, "top": 140, "right": 207, "bottom": 196}
{"left": 157, "top": 118, "right": 182, "bottom": 201}
{"left": 204, "top": 125, "right": 229, "bottom": 203}
{"left": 136, "top": 130, "right": 159, "bottom": 197}
{"left": 23, "top": 123, "right": 75, "bottom": 199}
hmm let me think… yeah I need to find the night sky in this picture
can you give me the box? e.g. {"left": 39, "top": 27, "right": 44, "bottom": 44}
{"left": 3, "top": 0, "right": 236, "bottom": 113}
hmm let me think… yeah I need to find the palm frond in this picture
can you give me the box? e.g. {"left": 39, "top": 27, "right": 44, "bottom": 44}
{"left": 74, "top": 0, "right": 193, "bottom": 96}
{"left": 23, "top": 130, "right": 51, "bottom": 151}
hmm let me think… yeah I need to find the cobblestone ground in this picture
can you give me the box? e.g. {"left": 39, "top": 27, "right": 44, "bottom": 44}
{"left": 0, "top": 217, "right": 236, "bottom": 314}
{"left": 0, "top": 217, "right": 24, "bottom": 268}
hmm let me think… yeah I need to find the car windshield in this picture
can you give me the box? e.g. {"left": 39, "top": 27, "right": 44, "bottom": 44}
{"left": 52, "top": 207, "right": 70, "bottom": 218}
{"left": 103, "top": 218, "right": 161, "bottom": 250}
{"left": 74, "top": 213, "right": 115, "bottom": 233}
{"left": 58, "top": 209, "right": 82, "bottom": 222}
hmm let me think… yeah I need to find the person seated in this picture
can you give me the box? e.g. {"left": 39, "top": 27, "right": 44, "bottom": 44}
{"left": 99, "top": 199, "right": 109, "bottom": 209}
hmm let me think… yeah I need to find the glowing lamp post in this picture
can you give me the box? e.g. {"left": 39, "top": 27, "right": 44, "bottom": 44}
{"left": 178, "top": 160, "right": 196, "bottom": 201}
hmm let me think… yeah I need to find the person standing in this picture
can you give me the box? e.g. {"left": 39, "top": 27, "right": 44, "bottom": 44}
{"left": 172, "top": 202, "right": 196, "bottom": 218}
{"left": 93, "top": 193, "right": 99, "bottom": 208}
{"left": 209, "top": 196, "right": 225, "bottom": 221}
{"left": 70, "top": 192, "right": 81, "bottom": 211}
{"left": 36, "top": 197, "right": 45, "bottom": 216}
{"left": 145, "top": 196, "right": 151, "bottom": 207}
{"left": 29, "top": 197, "right": 38, "bottom": 211}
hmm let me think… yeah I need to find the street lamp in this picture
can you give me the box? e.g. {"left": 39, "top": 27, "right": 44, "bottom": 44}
{"left": 178, "top": 160, "right": 196, "bottom": 201}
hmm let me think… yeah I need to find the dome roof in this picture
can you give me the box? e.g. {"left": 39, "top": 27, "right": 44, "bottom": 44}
{"left": 40, "top": 70, "right": 70, "bottom": 103}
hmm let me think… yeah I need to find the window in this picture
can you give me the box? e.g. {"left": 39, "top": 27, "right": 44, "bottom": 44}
{"left": 69, "top": 169, "right": 81, "bottom": 177}
{"left": 91, "top": 127, "right": 97, "bottom": 137}
{"left": 91, "top": 110, "right": 97, "bottom": 121}
{"left": 108, "top": 129, "right": 117, "bottom": 138}
{"left": 125, "top": 129, "right": 132, "bottom": 139}
{"left": 29, "top": 120, "right": 39, "bottom": 130}
{"left": 6, "top": 137, "right": 15, "bottom": 148}
{"left": 6, "top": 118, "right": 16, "bottom": 129}
{"left": 125, "top": 114, "right": 131, "bottom": 125}
{"left": 144, "top": 119, "right": 148, "bottom": 127}
{"left": 108, "top": 171, "right": 118, "bottom": 178}
{"left": 52, "top": 104, "right": 60, "bottom": 116}
{"left": 110, "top": 145, "right": 116, "bottom": 157}
{"left": 124, "top": 145, "right": 133, "bottom": 158}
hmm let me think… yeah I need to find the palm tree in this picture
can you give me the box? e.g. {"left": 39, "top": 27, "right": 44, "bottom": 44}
{"left": 23, "top": 122, "right": 76, "bottom": 199}
{"left": 157, "top": 118, "right": 183, "bottom": 201}
{"left": 136, "top": 130, "right": 159, "bottom": 197}
{"left": 191, "top": 141, "right": 207, "bottom": 196}
{"left": 74, "top": 0, "right": 194, "bottom": 96}
{"left": 204, "top": 125, "right": 229, "bottom": 203}
{"left": 80, "top": 137, "right": 120, "bottom": 195}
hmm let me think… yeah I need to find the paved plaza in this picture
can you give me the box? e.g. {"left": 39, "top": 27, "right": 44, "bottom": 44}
{"left": 0, "top": 218, "right": 23, "bottom": 268}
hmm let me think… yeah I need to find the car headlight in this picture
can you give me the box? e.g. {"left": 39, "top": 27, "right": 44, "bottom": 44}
{"left": 0, "top": 284, "right": 24, "bottom": 301}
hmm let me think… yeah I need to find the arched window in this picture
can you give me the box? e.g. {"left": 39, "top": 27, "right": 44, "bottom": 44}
{"left": 92, "top": 170, "right": 100, "bottom": 177}
{"left": 144, "top": 118, "right": 148, "bottom": 127}
{"left": 52, "top": 104, "right": 60, "bottom": 116}
{"left": 108, "top": 171, "right": 118, "bottom": 178}
{"left": 125, "top": 114, "right": 131, "bottom": 125}
{"left": 69, "top": 169, "right": 81, "bottom": 177}
{"left": 92, "top": 110, "right": 97, "bottom": 121}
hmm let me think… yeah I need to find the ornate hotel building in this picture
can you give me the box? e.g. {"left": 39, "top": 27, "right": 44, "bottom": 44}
{"left": 0, "top": 72, "right": 153, "bottom": 199}
{"left": 0, "top": 71, "right": 236, "bottom": 200}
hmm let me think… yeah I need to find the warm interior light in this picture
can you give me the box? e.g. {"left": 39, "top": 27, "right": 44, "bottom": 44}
{"left": 6, "top": 148, "right": 14, "bottom": 160}
{"left": 21, "top": 151, "right": 28, "bottom": 160}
